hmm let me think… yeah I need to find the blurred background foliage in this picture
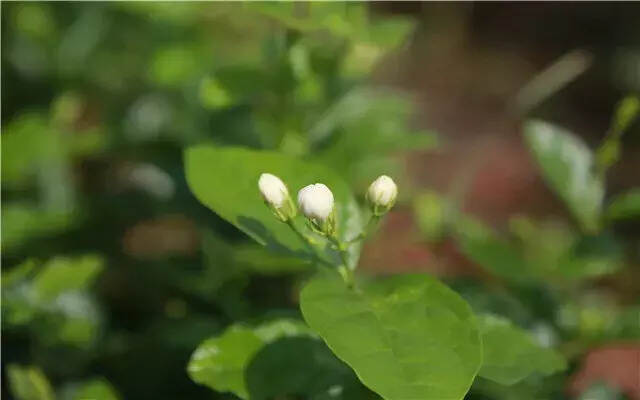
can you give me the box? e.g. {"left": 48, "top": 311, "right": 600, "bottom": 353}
{"left": 1, "top": 2, "right": 639, "bottom": 400}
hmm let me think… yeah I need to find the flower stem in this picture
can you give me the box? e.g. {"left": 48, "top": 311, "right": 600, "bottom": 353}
{"left": 328, "top": 235, "right": 354, "bottom": 287}
{"left": 285, "top": 219, "right": 325, "bottom": 264}
{"left": 348, "top": 214, "right": 380, "bottom": 243}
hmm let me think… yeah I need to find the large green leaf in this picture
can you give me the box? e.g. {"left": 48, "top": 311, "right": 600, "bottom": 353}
{"left": 187, "top": 319, "right": 314, "bottom": 399}
{"left": 524, "top": 120, "right": 604, "bottom": 232}
{"left": 300, "top": 271, "right": 482, "bottom": 400}
{"left": 184, "top": 145, "right": 362, "bottom": 267}
{"left": 478, "top": 314, "right": 566, "bottom": 385}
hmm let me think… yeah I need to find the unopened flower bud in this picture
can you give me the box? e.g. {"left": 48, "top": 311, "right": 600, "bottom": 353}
{"left": 367, "top": 175, "right": 397, "bottom": 216}
{"left": 259, "top": 173, "right": 296, "bottom": 222}
{"left": 297, "top": 183, "right": 336, "bottom": 235}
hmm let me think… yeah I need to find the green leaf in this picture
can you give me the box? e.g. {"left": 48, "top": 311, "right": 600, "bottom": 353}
{"left": 595, "top": 96, "right": 639, "bottom": 174}
{"left": 561, "top": 233, "right": 623, "bottom": 279}
{"left": 455, "top": 216, "right": 529, "bottom": 282}
{"left": 148, "top": 45, "right": 203, "bottom": 87}
{"left": 199, "top": 75, "right": 234, "bottom": 110}
{"left": 2, "top": 259, "right": 38, "bottom": 288}
{"left": 611, "top": 95, "right": 640, "bottom": 136}
{"left": 7, "top": 364, "right": 55, "bottom": 400}
{"left": 524, "top": 120, "right": 604, "bottom": 232}
{"left": 1, "top": 202, "right": 80, "bottom": 252}
{"left": 71, "top": 378, "right": 121, "bottom": 400}
{"left": 33, "top": 255, "right": 104, "bottom": 301}
{"left": 300, "top": 271, "right": 482, "bottom": 400}
{"left": 188, "top": 325, "right": 262, "bottom": 398}
{"left": 478, "top": 314, "right": 566, "bottom": 385}
{"left": 2, "top": 257, "right": 104, "bottom": 342}
{"left": 606, "top": 188, "right": 640, "bottom": 221}
{"left": 187, "top": 319, "right": 314, "bottom": 399}
{"left": 184, "top": 145, "right": 362, "bottom": 268}
{"left": 246, "top": 336, "right": 375, "bottom": 400}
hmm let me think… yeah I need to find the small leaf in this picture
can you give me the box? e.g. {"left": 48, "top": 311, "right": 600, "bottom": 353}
{"left": 478, "top": 314, "right": 566, "bottom": 385}
{"left": 33, "top": 255, "right": 104, "bottom": 301}
{"left": 524, "top": 120, "right": 604, "bottom": 232}
{"left": 1, "top": 202, "right": 80, "bottom": 252}
{"left": 606, "top": 188, "right": 640, "bottom": 221}
{"left": 455, "top": 216, "right": 529, "bottom": 282}
{"left": 7, "top": 364, "right": 55, "bottom": 400}
{"left": 71, "top": 378, "right": 121, "bottom": 400}
{"left": 595, "top": 96, "right": 639, "bottom": 174}
{"left": 300, "top": 271, "right": 482, "bottom": 400}
{"left": 2, "top": 259, "right": 38, "bottom": 288}
{"left": 611, "top": 95, "right": 640, "bottom": 135}
{"left": 187, "top": 319, "right": 314, "bottom": 399}
{"left": 184, "top": 145, "right": 362, "bottom": 268}
{"left": 188, "top": 325, "right": 263, "bottom": 399}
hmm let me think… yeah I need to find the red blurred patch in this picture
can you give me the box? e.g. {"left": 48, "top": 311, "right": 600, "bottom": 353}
{"left": 360, "top": 210, "right": 482, "bottom": 277}
{"left": 568, "top": 343, "right": 640, "bottom": 400}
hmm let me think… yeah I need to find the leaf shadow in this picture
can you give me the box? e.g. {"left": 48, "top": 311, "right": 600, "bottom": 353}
{"left": 245, "top": 336, "right": 373, "bottom": 400}
{"left": 237, "top": 216, "right": 312, "bottom": 261}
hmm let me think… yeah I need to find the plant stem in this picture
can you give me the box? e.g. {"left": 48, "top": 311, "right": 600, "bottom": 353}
{"left": 328, "top": 235, "right": 354, "bottom": 287}
{"left": 286, "top": 219, "right": 326, "bottom": 265}
{"left": 348, "top": 214, "right": 380, "bottom": 243}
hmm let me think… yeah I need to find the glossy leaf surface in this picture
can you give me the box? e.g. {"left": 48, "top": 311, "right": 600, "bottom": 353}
{"left": 300, "top": 271, "right": 482, "bottom": 400}
{"left": 524, "top": 120, "right": 604, "bottom": 232}
{"left": 185, "top": 145, "right": 362, "bottom": 268}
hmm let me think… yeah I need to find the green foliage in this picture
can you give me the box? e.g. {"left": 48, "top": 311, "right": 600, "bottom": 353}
{"left": 188, "top": 325, "right": 264, "bottom": 399}
{"left": 2, "top": 256, "right": 104, "bottom": 347}
{"left": 63, "top": 378, "right": 121, "bottom": 400}
{"left": 187, "top": 319, "right": 315, "bottom": 399}
{"left": 185, "top": 145, "right": 363, "bottom": 268}
{"left": 455, "top": 216, "right": 530, "bottom": 282}
{"left": 1, "top": 203, "right": 81, "bottom": 252}
{"left": 596, "top": 95, "right": 640, "bottom": 174}
{"left": 606, "top": 188, "right": 640, "bottom": 221}
{"left": 524, "top": 120, "right": 604, "bottom": 232}
{"left": 311, "top": 89, "right": 437, "bottom": 187}
{"left": 478, "top": 314, "right": 566, "bottom": 385}
{"left": 7, "top": 364, "right": 55, "bottom": 400}
{"left": 300, "top": 271, "right": 482, "bottom": 400}
{"left": 33, "top": 255, "right": 103, "bottom": 301}
{"left": 245, "top": 336, "right": 375, "bottom": 400}
{"left": 4, "top": 2, "right": 638, "bottom": 400}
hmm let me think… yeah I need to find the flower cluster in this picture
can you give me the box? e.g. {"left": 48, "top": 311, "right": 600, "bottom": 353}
{"left": 258, "top": 172, "right": 397, "bottom": 236}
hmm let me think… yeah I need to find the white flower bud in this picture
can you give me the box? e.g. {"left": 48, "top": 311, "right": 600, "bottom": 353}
{"left": 259, "top": 173, "right": 295, "bottom": 221}
{"left": 259, "top": 173, "right": 287, "bottom": 207}
{"left": 297, "top": 183, "right": 335, "bottom": 222}
{"left": 367, "top": 175, "right": 397, "bottom": 215}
